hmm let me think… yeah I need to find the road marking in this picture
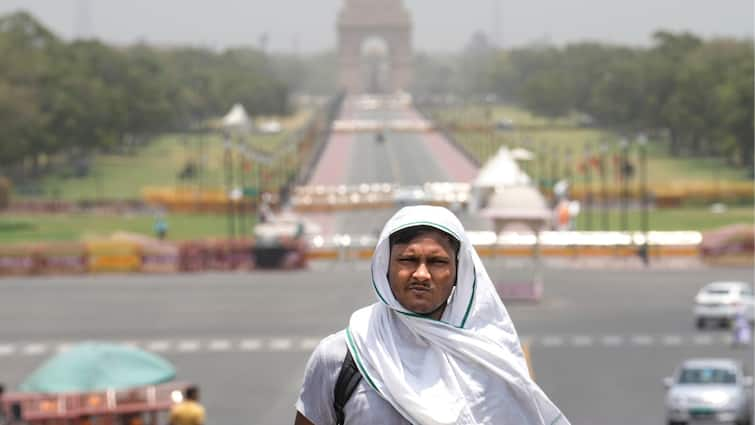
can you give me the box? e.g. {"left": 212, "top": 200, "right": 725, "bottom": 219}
{"left": 631, "top": 335, "right": 654, "bottom": 346}
{"left": 23, "top": 344, "right": 47, "bottom": 356}
{"left": 147, "top": 341, "right": 171, "bottom": 352}
{"left": 540, "top": 336, "right": 564, "bottom": 347}
{"left": 299, "top": 338, "right": 320, "bottom": 351}
{"left": 269, "top": 338, "right": 293, "bottom": 351}
{"left": 571, "top": 336, "right": 593, "bottom": 347}
{"left": 0, "top": 333, "right": 745, "bottom": 358}
{"left": 240, "top": 339, "right": 262, "bottom": 351}
{"left": 56, "top": 343, "right": 75, "bottom": 353}
{"left": 209, "top": 340, "right": 231, "bottom": 352}
{"left": 693, "top": 335, "right": 713, "bottom": 345}
{"left": 662, "top": 335, "right": 683, "bottom": 346}
{"left": 601, "top": 336, "right": 623, "bottom": 346}
{"left": 177, "top": 341, "right": 200, "bottom": 352}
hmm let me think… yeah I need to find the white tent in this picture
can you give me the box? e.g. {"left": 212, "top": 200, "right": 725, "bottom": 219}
{"left": 469, "top": 146, "right": 532, "bottom": 212}
{"left": 480, "top": 185, "right": 551, "bottom": 232}
{"left": 473, "top": 146, "right": 531, "bottom": 188}
{"left": 221, "top": 103, "right": 253, "bottom": 133}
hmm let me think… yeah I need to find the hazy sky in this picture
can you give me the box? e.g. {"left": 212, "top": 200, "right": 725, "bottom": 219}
{"left": 1, "top": 0, "right": 752, "bottom": 52}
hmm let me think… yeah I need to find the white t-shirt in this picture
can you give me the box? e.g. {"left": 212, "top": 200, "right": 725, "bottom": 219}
{"left": 296, "top": 330, "right": 411, "bottom": 425}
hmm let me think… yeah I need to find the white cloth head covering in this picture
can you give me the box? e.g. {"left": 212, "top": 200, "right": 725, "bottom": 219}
{"left": 347, "top": 205, "right": 569, "bottom": 425}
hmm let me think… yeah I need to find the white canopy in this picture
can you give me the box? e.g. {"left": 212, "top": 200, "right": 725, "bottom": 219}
{"left": 473, "top": 146, "right": 531, "bottom": 188}
{"left": 480, "top": 185, "right": 552, "bottom": 232}
{"left": 221, "top": 103, "right": 253, "bottom": 132}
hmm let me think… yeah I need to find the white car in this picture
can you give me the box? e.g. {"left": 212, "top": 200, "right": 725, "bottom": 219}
{"left": 664, "top": 358, "right": 753, "bottom": 425}
{"left": 694, "top": 281, "right": 754, "bottom": 329}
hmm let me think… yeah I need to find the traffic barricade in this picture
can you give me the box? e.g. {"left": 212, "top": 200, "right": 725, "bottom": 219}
{"left": 86, "top": 240, "right": 142, "bottom": 273}
{"left": 177, "top": 241, "right": 208, "bottom": 272}
{"left": 0, "top": 244, "right": 37, "bottom": 276}
{"left": 36, "top": 242, "right": 87, "bottom": 275}
{"left": 228, "top": 238, "right": 254, "bottom": 270}
{"left": 205, "top": 239, "right": 234, "bottom": 271}
{"left": 140, "top": 242, "right": 179, "bottom": 274}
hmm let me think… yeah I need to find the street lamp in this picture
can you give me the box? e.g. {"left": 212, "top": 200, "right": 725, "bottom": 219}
{"left": 599, "top": 143, "right": 609, "bottom": 231}
{"left": 223, "top": 133, "right": 236, "bottom": 240}
{"left": 619, "top": 138, "right": 630, "bottom": 232}
{"left": 583, "top": 143, "right": 593, "bottom": 231}
{"left": 637, "top": 133, "right": 649, "bottom": 266}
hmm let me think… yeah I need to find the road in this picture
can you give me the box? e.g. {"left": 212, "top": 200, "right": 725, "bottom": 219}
{"left": 304, "top": 99, "right": 490, "bottom": 236}
{"left": 0, "top": 265, "right": 751, "bottom": 425}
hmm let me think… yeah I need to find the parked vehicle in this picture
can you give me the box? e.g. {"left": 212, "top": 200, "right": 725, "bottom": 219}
{"left": 664, "top": 358, "right": 753, "bottom": 425}
{"left": 694, "top": 281, "right": 754, "bottom": 329}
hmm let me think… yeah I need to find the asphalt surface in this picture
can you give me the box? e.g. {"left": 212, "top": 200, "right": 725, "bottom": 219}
{"left": 304, "top": 102, "right": 491, "bottom": 236}
{"left": 0, "top": 265, "right": 752, "bottom": 425}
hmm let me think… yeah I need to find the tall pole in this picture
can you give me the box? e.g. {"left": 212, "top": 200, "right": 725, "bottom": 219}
{"left": 584, "top": 144, "right": 593, "bottom": 231}
{"left": 239, "top": 155, "right": 248, "bottom": 239}
{"left": 223, "top": 134, "right": 235, "bottom": 240}
{"left": 550, "top": 144, "right": 559, "bottom": 205}
{"left": 619, "top": 138, "right": 629, "bottom": 232}
{"left": 197, "top": 133, "right": 204, "bottom": 210}
{"left": 533, "top": 140, "right": 541, "bottom": 192}
{"left": 600, "top": 143, "right": 609, "bottom": 230}
{"left": 564, "top": 147, "right": 573, "bottom": 193}
{"left": 638, "top": 134, "right": 649, "bottom": 266}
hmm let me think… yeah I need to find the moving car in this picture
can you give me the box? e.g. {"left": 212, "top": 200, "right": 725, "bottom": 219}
{"left": 664, "top": 358, "right": 753, "bottom": 425}
{"left": 694, "top": 281, "right": 754, "bottom": 329}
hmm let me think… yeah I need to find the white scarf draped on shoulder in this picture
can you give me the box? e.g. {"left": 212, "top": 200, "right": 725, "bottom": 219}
{"left": 347, "top": 205, "right": 570, "bottom": 425}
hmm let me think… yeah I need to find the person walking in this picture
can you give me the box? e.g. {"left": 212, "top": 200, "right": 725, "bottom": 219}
{"left": 294, "top": 205, "right": 569, "bottom": 425}
{"left": 731, "top": 308, "right": 752, "bottom": 348}
{"left": 169, "top": 386, "right": 205, "bottom": 425}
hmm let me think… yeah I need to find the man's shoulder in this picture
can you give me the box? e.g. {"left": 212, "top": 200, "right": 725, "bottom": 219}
{"left": 313, "top": 329, "right": 348, "bottom": 363}
{"left": 172, "top": 401, "right": 204, "bottom": 414}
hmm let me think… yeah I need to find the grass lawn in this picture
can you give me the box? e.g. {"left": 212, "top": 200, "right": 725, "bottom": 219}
{"left": 429, "top": 104, "right": 752, "bottom": 185}
{"left": 0, "top": 212, "right": 256, "bottom": 244}
{"left": 21, "top": 108, "right": 312, "bottom": 201}
{"left": 573, "top": 206, "right": 753, "bottom": 232}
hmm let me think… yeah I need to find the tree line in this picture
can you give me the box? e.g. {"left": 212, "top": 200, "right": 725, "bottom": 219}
{"left": 0, "top": 11, "right": 290, "bottom": 177}
{"left": 414, "top": 31, "right": 754, "bottom": 174}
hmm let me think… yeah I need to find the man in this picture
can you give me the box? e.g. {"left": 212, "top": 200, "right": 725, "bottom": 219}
{"left": 169, "top": 386, "right": 205, "bottom": 425}
{"left": 294, "top": 205, "right": 569, "bottom": 424}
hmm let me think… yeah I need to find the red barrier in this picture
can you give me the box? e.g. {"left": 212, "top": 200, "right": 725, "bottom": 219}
{"left": 36, "top": 242, "right": 87, "bottom": 275}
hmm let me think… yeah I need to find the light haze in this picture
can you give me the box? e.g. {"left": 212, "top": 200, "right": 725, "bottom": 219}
{"left": 0, "top": 0, "right": 751, "bottom": 51}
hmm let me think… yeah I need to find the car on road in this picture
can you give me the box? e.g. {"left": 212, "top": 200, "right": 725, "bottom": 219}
{"left": 694, "top": 281, "right": 754, "bottom": 329}
{"left": 393, "top": 185, "right": 427, "bottom": 207}
{"left": 664, "top": 358, "right": 753, "bottom": 425}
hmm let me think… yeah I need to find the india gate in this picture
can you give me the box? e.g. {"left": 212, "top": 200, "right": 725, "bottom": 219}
{"left": 337, "top": 0, "right": 413, "bottom": 94}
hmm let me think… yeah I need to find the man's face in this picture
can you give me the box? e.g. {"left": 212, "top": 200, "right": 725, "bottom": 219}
{"left": 388, "top": 230, "right": 457, "bottom": 320}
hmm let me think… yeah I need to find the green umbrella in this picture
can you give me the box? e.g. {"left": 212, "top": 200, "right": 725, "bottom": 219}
{"left": 20, "top": 342, "right": 176, "bottom": 393}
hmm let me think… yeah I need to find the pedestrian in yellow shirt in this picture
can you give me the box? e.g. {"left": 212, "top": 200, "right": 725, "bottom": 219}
{"left": 169, "top": 386, "right": 205, "bottom": 425}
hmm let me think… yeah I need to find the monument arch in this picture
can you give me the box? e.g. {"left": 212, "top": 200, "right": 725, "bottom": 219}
{"left": 337, "top": 0, "right": 413, "bottom": 94}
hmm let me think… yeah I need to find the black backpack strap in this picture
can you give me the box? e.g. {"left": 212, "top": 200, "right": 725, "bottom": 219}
{"left": 333, "top": 348, "right": 362, "bottom": 425}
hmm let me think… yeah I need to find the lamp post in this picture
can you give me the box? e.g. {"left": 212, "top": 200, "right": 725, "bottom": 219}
{"left": 533, "top": 140, "right": 541, "bottom": 192}
{"left": 239, "top": 153, "right": 248, "bottom": 239}
{"left": 550, "top": 144, "right": 559, "bottom": 205}
{"left": 637, "top": 134, "right": 649, "bottom": 266}
{"left": 223, "top": 133, "right": 236, "bottom": 240}
{"left": 619, "top": 138, "right": 630, "bottom": 232}
{"left": 584, "top": 143, "right": 593, "bottom": 231}
{"left": 599, "top": 143, "right": 609, "bottom": 230}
